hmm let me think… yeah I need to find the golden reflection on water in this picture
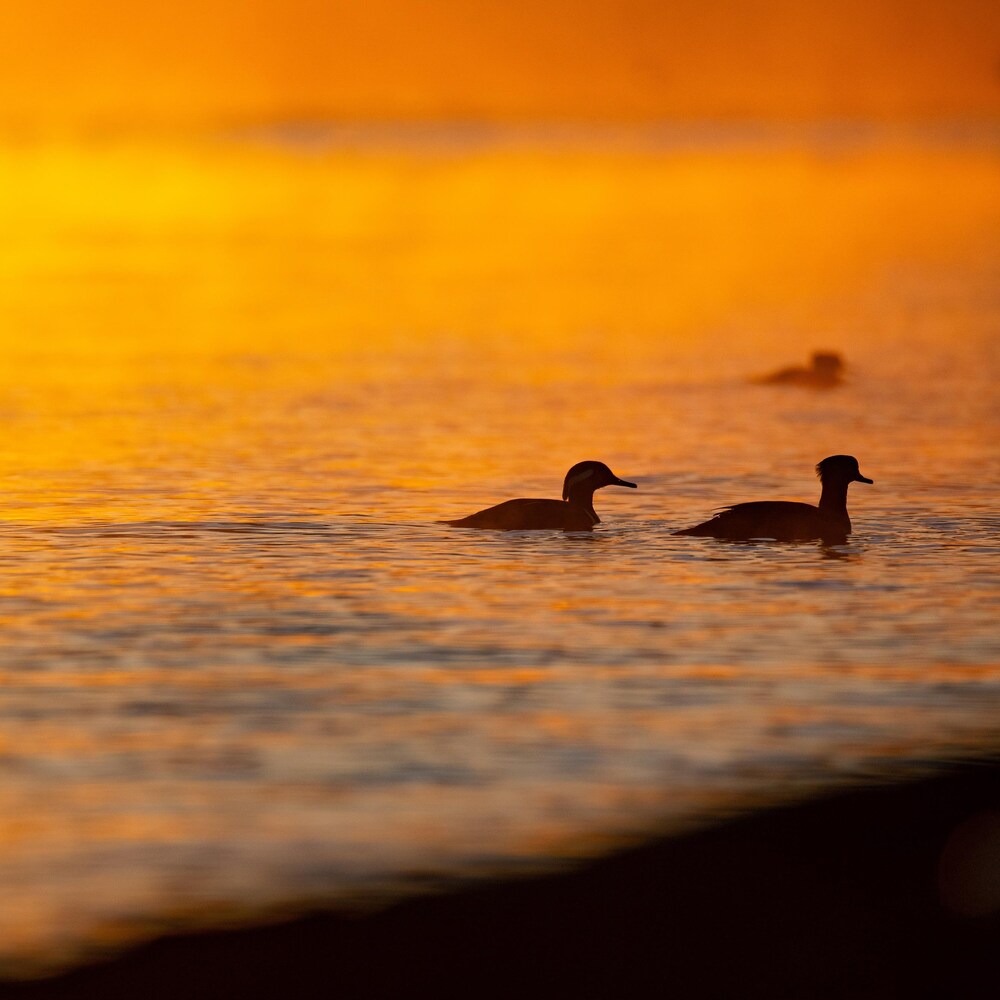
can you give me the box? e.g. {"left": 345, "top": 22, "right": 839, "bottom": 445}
{"left": 2, "top": 137, "right": 998, "bottom": 352}
{"left": 0, "top": 130, "right": 998, "bottom": 971}
{"left": 0, "top": 135, "right": 997, "bottom": 516}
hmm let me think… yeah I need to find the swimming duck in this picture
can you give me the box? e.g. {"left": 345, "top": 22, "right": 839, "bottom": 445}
{"left": 441, "top": 461, "right": 637, "bottom": 531}
{"left": 674, "top": 455, "right": 872, "bottom": 542}
{"left": 754, "top": 350, "right": 845, "bottom": 388}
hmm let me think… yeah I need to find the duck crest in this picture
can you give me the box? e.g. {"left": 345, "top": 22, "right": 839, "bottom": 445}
{"left": 562, "top": 467, "right": 595, "bottom": 497}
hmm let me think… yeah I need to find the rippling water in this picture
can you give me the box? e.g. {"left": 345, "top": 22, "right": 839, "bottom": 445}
{"left": 0, "top": 123, "right": 998, "bottom": 973}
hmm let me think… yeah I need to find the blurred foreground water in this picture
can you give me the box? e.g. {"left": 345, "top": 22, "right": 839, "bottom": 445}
{"left": 0, "top": 122, "right": 998, "bottom": 974}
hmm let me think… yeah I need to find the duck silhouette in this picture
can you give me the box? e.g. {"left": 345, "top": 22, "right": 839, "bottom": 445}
{"left": 674, "top": 455, "right": 872, "bottom": 542}
{"left": 441, "top": 461, "right": 637, "bottom": 531}
{"left": 755, "top": 351, "right": 845, "bottom": 388}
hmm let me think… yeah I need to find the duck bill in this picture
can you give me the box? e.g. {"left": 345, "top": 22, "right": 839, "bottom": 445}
{"left": 613, "top": 477, "right": 638, "bottom": 489}
{"left": 855, "top": 474, "right": 874, "bottom": 484}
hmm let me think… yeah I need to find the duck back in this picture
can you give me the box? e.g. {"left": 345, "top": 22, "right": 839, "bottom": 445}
{"left": 674, "top": 501, "right": 849, "bottom": 542}
{"left": 755, "top": 352, "right": 844, "bottom": 388}
{"left": 441, "top": 498, "right": 597, "bottom": 531}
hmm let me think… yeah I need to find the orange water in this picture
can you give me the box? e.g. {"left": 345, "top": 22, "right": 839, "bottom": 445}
{"left": 0, "top": 123, "right": 998, "bottom": 974}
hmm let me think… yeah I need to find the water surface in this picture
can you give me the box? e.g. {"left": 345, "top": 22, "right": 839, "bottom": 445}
{"left": 0, "top": 122, "right": 998, "bottom": 973}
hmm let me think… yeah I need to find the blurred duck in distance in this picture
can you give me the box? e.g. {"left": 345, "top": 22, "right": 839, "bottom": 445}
{"left": 440, "top": 460, "right": 637, "bottom": 531}
{"left": 674, "top": 454, "right": 873, "bottom": 543}
{"left": 754, "top": 350, "right": 845, "bottom": 388}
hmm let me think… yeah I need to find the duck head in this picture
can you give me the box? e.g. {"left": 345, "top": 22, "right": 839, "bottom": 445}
{"left": 815, "top": 454, "right": 873, "bottom": 485}
{"left": 562, "top": 461, "right": 637, "bottom": 503}
{"left": 811, "top": 351, "right": 844, "bottom": 375}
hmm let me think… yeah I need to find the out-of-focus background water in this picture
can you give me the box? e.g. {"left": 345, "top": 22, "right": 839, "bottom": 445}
{"left": 0, "top": 122, "right": 998, "bottom": 974}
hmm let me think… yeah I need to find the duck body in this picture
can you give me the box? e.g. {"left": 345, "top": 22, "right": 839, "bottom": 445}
{"left": 443, "top": 497, "right": 598, "bottom": 531}
{"left": 675, "top": 500, "right": 850, "bottom": 542}
{"left": 755, "top": 351, "right": 844, "bottom": 389}
{"left": 441, "top": 460, "right": 637, "bottom": 531}
{"left": 674, "top": 455, "right": 872, "bottom": 543}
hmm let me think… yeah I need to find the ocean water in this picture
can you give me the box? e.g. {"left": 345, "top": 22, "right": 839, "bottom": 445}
{"left": 0, "top": 123, "right": 998, "bottom": 974}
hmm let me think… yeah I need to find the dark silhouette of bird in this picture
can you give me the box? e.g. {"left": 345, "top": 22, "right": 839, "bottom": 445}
{"left": 674, "top": 455, "right": 872, "bottom": 542}
{"left": 754, "top": 351, "right": 845, "bottom": 388}
{"left": 440, "top": 461, "right": 637, "bottom": 531}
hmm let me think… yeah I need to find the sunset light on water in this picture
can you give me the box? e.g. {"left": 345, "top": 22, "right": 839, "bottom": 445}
{"left": 0, "top": 2, "right": 998, "bottom": 997}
